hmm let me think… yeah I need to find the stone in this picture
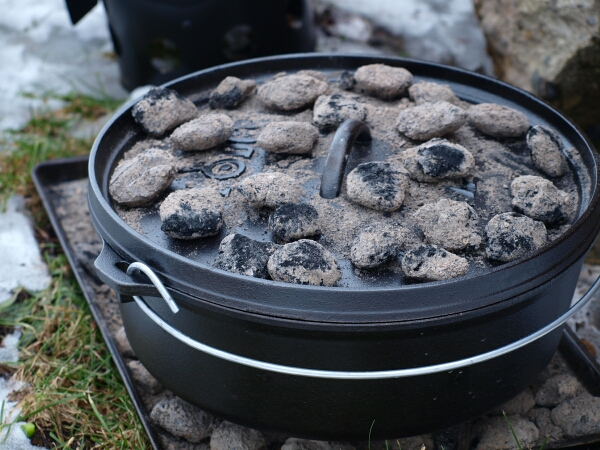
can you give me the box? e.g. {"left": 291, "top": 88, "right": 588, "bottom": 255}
{"left": 236, "top": 172, "right": 303, "bottom": 209}
{"left": 350, "top": 224, "right": 408, "bottom": 269}
{"left": 413, "top": 199, "right": 482, "bottom": 251}
{"left": 408, "top": 81, "right": 461, "bottom": 105}
{"left": 114, "top": 326, "right": 135, "bottom": 358}
{"left": 510, "top": 175, "right": 570, "bottom": 225}
{"left": 281, "top": 438, "right": 355, "bottom": 450}
{"left": 534, "top": 374, "right": 581, "bottom": 408}
{"left": 401, "top": 244, "right": 469, "bottom": 281}
{"left": 396, "top": 101, "right": 467, "bottom": 140}
{"left": 132, "top": 87, "right": 199, "bottom": 136}
{"left": 150, "top": 397, "right": 214, "bottom": 443}
{"left": 109, "top": 148, "right": 175, "bottom": 207}
{"left": 171, "top": 113, "right": 234, "bottom": 151}
{"left": 484, "top": 212, "right": 547, "bottom": 263}
{"left": 256, "top": 121, "right": 318, "bottom": 155}
{"left": 474, "top": 0, "right": 600, "bottom": 129}
{"left": 528, "top": 407, "right": 564, "bottom": 443}
{"left": 467, "top": 103, "right": 529, "bottom": 138}
{"left": 268, "top": 239, "right": 342, "bottom": 286}
{"left": 346, "top": 161, "right": 409, "bottom": 211}
{"left": 527, "top": 125, "right": 567, "bottom": 178}
{"left": 159, "top": 188, "right": 224, "bottom": 239}
{"left": 551, "top": 393, "right": 600, "bottom": 438}
{"left": 400, "top": 138, "right": 474, "bottom": 182}
{"left": 312, "top": 93, "right": 368, "bottom": 129}
{"left": 209, "top": 76, "right": 257, "bottom": 109}
{"left": 354, "top": 63, "right": 413, "bottom": 99}
{"left": 473, "top": 415, "right": 539, "bottom": 450}
{"left": 214, "top": 234, "right": 280, "bottom": 279}
{"left": 210, "top": 421, "right": 266, "bottom": 450}
{"left": 498, "top": 389, "right": 536, "bottom": 416}
{"left": 126, "top": 360, "right": 163, "bottom": 395}
{"left": 257, "top": 74, "right": 328, "bottom": 111}
{"left": 268, "top": 203, "right": 320, "bottom": 243}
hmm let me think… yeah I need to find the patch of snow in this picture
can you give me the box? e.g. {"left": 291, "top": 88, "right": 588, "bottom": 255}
{"left": 0, "top": 378, "right": 46, "bottom": 450}
{"left": 0, "top": 330, "right": 22, "bottom": 364}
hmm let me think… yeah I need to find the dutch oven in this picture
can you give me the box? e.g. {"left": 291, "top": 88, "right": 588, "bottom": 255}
{"left": 89, "top": 54, "right": 600, "bottom": 440}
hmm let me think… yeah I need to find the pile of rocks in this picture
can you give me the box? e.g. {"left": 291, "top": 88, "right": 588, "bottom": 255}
{"left": 109, "top": 63, "right": 578, "bottom": 286}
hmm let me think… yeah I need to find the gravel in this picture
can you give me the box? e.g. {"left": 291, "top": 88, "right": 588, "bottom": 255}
{"left": 150, "top": 397, "right": 215, "bottom": 443}
{"left": 210, "top": 422, "right": 266, "bottom": 450}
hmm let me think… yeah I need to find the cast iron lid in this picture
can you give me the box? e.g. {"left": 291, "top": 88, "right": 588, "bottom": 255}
{"left": 89, "top": 53, "right": 600, "bottom": 324}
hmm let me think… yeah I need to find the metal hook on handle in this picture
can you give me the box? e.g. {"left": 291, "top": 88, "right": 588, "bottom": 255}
{"left": 126, "top": 262, "right": 179, "bottom": 314}
{"left": 320, "top": 120, "right": 371, "bottom": 199}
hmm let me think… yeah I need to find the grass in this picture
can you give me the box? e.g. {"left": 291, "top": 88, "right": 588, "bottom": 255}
{"left": 0, "top": 92, "right": 151, "bottom": 448}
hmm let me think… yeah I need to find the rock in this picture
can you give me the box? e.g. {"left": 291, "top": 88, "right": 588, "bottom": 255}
{"left": 395, "top": 436, "right": 435, "bottom": 450}
{"left": 132, "top": 87, "right": 198, "bottom": 136}
{"left": 268, "top": 240, "right": 342, "bottom": 286}
{"left": 354, "top": 64, "right": 413, "bottom": 100}
{"left": 297, "top": 70, "right": 329, "bottom": 82}
{"left": 209, "top": 76, "right": 257, "bottom": 109}
{"left": 350, "top": 224, "right": 408, "bottom": 269}
{"left": 484, "top": 212, "right": 547, "bottom": 263}
{"left": 237, "top": 172, "right": 304, "bottom": 208}
{"left": 256, "top": 122, "right": 318, "bottom": 155}
{"left": 551, "top": 393, "right": 600, "bottom": 438}
{"left": 312, "top": 93, "right": 368, "bottom": 129}
{"left": 534, "top": 374, "right": 581, "bottom": 408}
{"left": 114, "top": 326, "right": 135, "bottom": 358}
{"left": 159, "top": 188, "right": 224, "bottom": 239}
{"left": 257, "top": 74, "right": 328, "bottom": 111}
{"left": 408, "top": 81, "right": 461, "bottom": 105}
{"left": 401, "top": 244, "right": 469, "bottom": 281}
{"left": 210, "top": 421, "right": 266, "bottom": 450}
{"left": 338, "top": 71, "right": 356, "bottom": 90}
{"left": 528, "top": 407, "right": 564, "bottom": 443}
{"left": 213, "top": 234, "right": 280, "bottom": 279}
{"left": 527, "top": 125, "right": 567, "bottom": 178}
{"left": 268, "top": 203, "right": 320, "bottom": 243}
{"left": 467, "top": 103, "right": 529, "bottom": 138}
{"left": 281, "top": 438, "right": 355, "bottom": 450}
{"left": 126, "top": 360, "right": 163, "bottom": 395}
{"left": 473, "top": 415, "right": 539, "bottom": 450}
{"left": 346, "top": 161, "right": 409, "bottom": 211}
{"left": 510, "top": 175, "right": 570, "bottom": 225}
{"left": 498, "top": 389, "right": 536, "bottom": 416}
{"left": 109, "top": 148, "right": 175, "bottom": 207}
{"left": 396, "top": 101, "right": 467, "bottom": 140}
{"left": 150, "top": 397, "right": 214, "bottom": 443}
{"left": 413, "top": 199, "right": 482, "bottom": 251}
{"left": 171, "top": 114, "right": 234, "bottom": 151}
{"left": 400, "top": 138, "right": 474, "bottom": 182}
{"left": 160, "top": 433, "right": 211, "bottom": 450}
{"left": 474, "top": 0, "right": 600, "bottom": 129}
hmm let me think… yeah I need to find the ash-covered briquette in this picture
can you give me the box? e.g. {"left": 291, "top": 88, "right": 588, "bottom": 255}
{"left": 123, "top": 137, "right": 174, "bottom": 160}
{"left": 527, "top": 125, "right": 567, "bottom": 177}
{"left": 511, "top": 175, "right": 571, "bottom": 225}
{"left": 159, "top": 188, "right": 224, "bottom": 239}
{"left": 256, "top": 74, "right": 328, "bottom": 111}
{"left": 267, "top": 239, "right": 342, "bottom": 286}
{"left": 213, "top": 233, "right": 280, "bottom": 279}
{"left": 256, "top": 121, "right": 318, "bottom": 155}
{"left": 408, "top": 81, "right": 461, "bottom": 106}
{"left": 296, "top": 69, "right": 329, "bottom": 82}
{"left": 346, "top": 161, "right": 409, "bottom": 211}
{"left": 350, "top": 224, "right": 410, "bottom": 269}
{"left": 236, "top": 172, "right": 304, "bottom": 208}
{"left": 400, "top": 138, "right": 474, "bottom": 182}
{"left": 353, "top": 63, "right": 413, "bottom": 100}
{"left": 109, "top": 148, "right": 175, "bottom": 207}
{"left": 268, "top": 203, "right": 320, "bottom": 243}
{"left": 413, "top": 199, "right": 482, "bottom": 251}
{"left": 312, "top": 93, "right": 368, "bottom": 130}
{"left": 396, "top": 101, "right": 467, "bottom": 141}
{"left": 209, "top": 76, "right": 257, "bottom": 110}
{"left": 484, "top": 212, "right": 548, "bottom": 263}
{"left": 131, "top": 87, "right": 198, "bottom": 136}
{"left": 467, "top": 103, "right": 530, "bottom": 138}
{"left": 170, "top": 113, "right": 234, "bottom": 151}
{"left": 401, "top": 244, "right": 469, "bottom": 281}
{"left": 338, "top": 70, "right": 356, "bottom": 90}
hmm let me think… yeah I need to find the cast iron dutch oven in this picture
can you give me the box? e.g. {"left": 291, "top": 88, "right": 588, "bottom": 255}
{"left": 89, "top": 54, "right": 600, "bottom": 440}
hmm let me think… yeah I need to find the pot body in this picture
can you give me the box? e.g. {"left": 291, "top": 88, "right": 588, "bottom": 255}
{"left": 89, "top": 54, "right": 600, "bottom": 439}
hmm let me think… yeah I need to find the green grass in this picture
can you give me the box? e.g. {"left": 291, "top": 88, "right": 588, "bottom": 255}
{"left": 0, "top": 93, "right": 150, "bottom": 448}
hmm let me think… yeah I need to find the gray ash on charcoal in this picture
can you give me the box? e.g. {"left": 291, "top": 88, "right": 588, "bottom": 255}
{"left": 214, "top": 233, "right": 279, "bottom": 279}
{"left": 171, "top": 113, "right": 234, "bottom": 151}
{"left": 346, "top": 161, "right": 409, "bottom": 211}
{"left": 237, "top": 172, "right": 304, "bottom": 209}
{"left": 401, "top": 244, "right": 469, "bottom": 281}
{"left": 159, "top": 188, "right": 224, "bottom": 239}
{"left": 257, "top": 74, "right": 328, "bottom": 111}
{"left": 527, "top": 125, "right": 567, "bottom": 177}
{"left": 209, "top": 76, "right": 256, "bottom": 110}
{"left": 484, "top": 212, "right": 547, "bottom": 263}
{"left": 400, "top": 138, "right": 474, "bottom": 182}
{"left": 132, "top": 87, "right": 198, "bottom": 136}
{"left": 350, "top": 224, "right": 412, "bottom": 269}
{"left": 256, "top": 121, "right": 318, "bottom": 155}
{"left": 268, "top": 203, "right": 320, "bottom": 243}
{"left": 511, "top": 175, "right": 572, "bottom": 225}
{"left": 396, "top": 101, "right": 467, "bottom": 141}
{"left": 467, "top": 103, "right": 530, "bottom": 138}
{"left": 312, "top": 93, "right": 368, "bottom": 130}
{"left": 337, "top": 70, "right": 356, "bottom": 90}
{"left": 353, "top": 63, "right": 413, "bottom": 99}
{"left": 408, "top": 81, "right": 461, "bottom": 106}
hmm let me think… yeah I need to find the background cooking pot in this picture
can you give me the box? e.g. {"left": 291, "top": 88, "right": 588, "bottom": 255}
{"left": 89, "top": 54, "right": 600, "bottom": 440}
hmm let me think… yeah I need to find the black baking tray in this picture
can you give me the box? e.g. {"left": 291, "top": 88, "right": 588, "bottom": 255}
{"left": 32, "top": 156, "right": 600, "bottom": 450}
